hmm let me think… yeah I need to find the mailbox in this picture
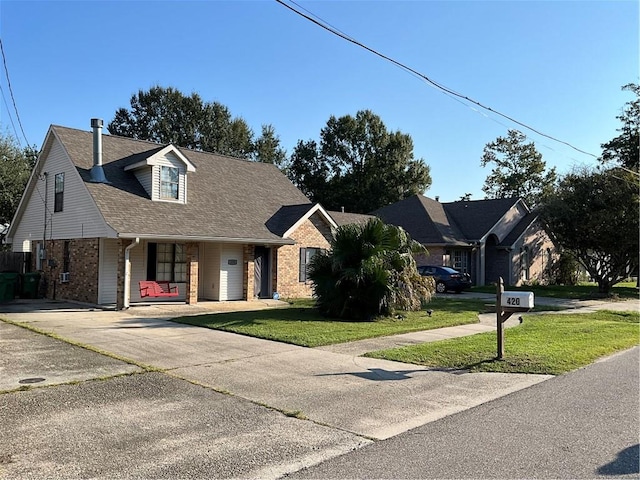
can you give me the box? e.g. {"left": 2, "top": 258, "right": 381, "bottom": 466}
{"left": 500, "top": 291, "right": 534, "bottom": 309}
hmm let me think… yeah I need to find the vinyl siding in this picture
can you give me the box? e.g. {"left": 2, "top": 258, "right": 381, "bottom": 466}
{"left": 129, "top": 241, "right": 186, "bottom": 303}
{"left": 11, "top": 137, "right": 112, "bottom": 251}
{"left": 152, "top": 152, "right": 187, "bottom": 204}
{"left": 133, "top": 169, "right": 153, "bottom": 197}
{"left": 98, "top": 238, "right": 118, "bottom": 305}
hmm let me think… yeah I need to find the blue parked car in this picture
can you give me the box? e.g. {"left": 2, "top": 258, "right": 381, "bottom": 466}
{"left": 417, "top": 265, "right": 472, "bottom": 293}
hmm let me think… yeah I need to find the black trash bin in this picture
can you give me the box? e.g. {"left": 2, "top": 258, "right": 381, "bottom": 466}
{"left": 21, "top": 272, "right": 41, "bottom": 299}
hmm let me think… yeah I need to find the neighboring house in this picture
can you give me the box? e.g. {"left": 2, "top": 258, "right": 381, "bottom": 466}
{"left": 328, "top": 211, "right": 376, "bottom": 227}
{"left": 7, "top": 119, "right": 338, "bottom": 308}
{"left": 374, "top": 195, "right": 557, "bottom": 286}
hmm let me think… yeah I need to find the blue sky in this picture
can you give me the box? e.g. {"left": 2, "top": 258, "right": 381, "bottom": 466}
{"left": 1, "top": 0, "right": 637, "bottom": 202}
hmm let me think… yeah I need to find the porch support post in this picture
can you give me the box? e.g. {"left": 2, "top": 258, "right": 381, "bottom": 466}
{"left": 116, "top": 239, "right": 125, "bottom": 310}
{"left": 123, "top": 238, "right": 139, "bottom": 309}
{"left": 185, "top": 242, "right": 199, "bottom": 305}
{"left": 243, "top": 245, "right": 255, "bottom": 301}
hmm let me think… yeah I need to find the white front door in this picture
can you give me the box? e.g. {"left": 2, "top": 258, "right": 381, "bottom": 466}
{"left": 220, "top": 245, "right": 243, "bottom": 301}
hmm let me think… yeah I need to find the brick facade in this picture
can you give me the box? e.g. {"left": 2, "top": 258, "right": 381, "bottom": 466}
{"left": 414, "top": 247, "right": 446, "bottom": 267}
{"left": 243, "top": 244, "right": 255, "bottom": 300}
{"left": 275, "top": 214, "right": 332, "bottom": 298}
{"left": 185, "top": 242, "right": 199, "bottom": 304}
{"left": 38, "top": 238, "right": 100, "bottom": 304}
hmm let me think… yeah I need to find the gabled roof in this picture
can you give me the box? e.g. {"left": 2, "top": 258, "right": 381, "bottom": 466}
{"left": 373, "top": 195, "right": 526, "bottom": 246}
{"left": 373, "top": 195, "right": 467, "bottom": 246}
{"left": 124, "top": 144, "right": 196, "bottom": 172}
{"left": 444, "top": 197, "right": 521, "bottom": 240}
{"left": 51, "top": 125, "right": 311, "bottom": 243}
{"left": 266, "top": 204, "right": 317, "bottom": 237}
{"left": 499, "top": 211, "right": 539, "bottom": 247}
{"left": 328, "top": 211, "right": 375, "bottom": 227}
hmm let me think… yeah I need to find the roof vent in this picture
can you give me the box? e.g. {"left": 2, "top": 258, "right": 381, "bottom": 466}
{"left": 435, "top": 196, "right": 440, "bottom": 202}
{"left": 89, "top": 118, "right": 109, "bottom": 183}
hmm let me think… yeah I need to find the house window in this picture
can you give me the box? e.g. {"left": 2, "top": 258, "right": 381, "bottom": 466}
{"left": 520, "top": 247, "right": 530, "bottom": 281}
{"left": 160, "top": 166, "right": 179, "bottom": 200}
{"left": 445, "top": 249, "right": 470, "bottom": 274}
{"left": 63, "top": 241, "right": 70, "bottom": 273}
{"left": 54, "top": 173, "right": 64, "bottom": 212}
{"left": 35, "top": 242, "right": 44, "bottom": 270}
{"left": 147, "top": 243, "right": 186, "bottom": 282}
{"left": 299, "top": 247, "right": 321, "bottom": 282}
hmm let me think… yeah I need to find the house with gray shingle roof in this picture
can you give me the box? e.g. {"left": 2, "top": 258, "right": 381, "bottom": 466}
{"left": 7, "top": 120, "right": 338, "bottom": 307}
{"left": 374, "top": 194, "right": 557, "bottom": 286}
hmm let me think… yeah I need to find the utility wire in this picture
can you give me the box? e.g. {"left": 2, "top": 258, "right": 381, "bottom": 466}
{"left": 275, "top": 0, "right": 597, "bottom": 158}
{"left": 0, "top": 38, "right": 29, "bottom": 146}
{"left": 0, "top": 84, "right": 21, "bottom": 143}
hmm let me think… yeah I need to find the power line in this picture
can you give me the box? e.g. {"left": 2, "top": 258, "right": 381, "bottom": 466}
{"left": 275, "top": 0, "right": 598, "bottom": 159}
{"left": 0, "top": 84, "right": 21, "bottom": 143}
{"left": 0, "top": 38, "right": 29, "bottom": 146}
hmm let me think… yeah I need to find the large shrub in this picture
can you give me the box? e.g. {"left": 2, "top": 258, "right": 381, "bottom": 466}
{"left": 308, "top": 218, "right": 433, "bottom": 320}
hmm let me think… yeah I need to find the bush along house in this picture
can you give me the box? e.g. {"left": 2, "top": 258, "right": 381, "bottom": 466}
{"left": 6, "top": 119, "right": 339, "bottom": 308}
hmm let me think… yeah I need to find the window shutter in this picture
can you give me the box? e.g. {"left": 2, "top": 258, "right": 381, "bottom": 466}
{"left": 299, "top": 248, "right": 307, "bottom": 282}
{"left": 147, "top": 242, "right": 157, "bottom": 280}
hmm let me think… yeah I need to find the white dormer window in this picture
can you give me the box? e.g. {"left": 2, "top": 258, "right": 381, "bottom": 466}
{"left": 160, "top": 166, "right": 179, "bottom": 200}
{"left": 124, "top": 144, "right": 196, "bottom": 205}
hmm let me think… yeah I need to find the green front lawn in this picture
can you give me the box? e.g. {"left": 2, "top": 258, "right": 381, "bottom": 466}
{"left": 471, "top": 282, "right": 639, "bottom": 300}
{"left": 365, "top": 310, "right": 640, "bottom": 375}
{"left": 171, "top": 297, "right": 487, "bottom": 347}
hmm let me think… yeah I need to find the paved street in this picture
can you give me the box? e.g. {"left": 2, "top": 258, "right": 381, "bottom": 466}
{"left": 289, "top": 346, "right": 640, "bottom": 479}
{"left": 1, "top": 297, "right": 638, "bottom": 478}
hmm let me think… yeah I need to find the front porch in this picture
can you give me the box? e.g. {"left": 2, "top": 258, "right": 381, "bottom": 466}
{"left": 102, "top": 239, "right": 280, "bottom": 309}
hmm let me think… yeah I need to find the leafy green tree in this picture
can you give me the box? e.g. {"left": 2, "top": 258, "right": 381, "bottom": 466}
{"left": 308, "top": 217, "right": 433, "bottom": 320}
{"left": 600, "top": 83, "right": 639, "bottom": 172}
{"left": 253, "top": 124, "right": 286, "bottom": 166}
{"left": 108, "top": 86, "right": 256, "bottom": 159}
{"left": 540, "top": 167, "right": 639, "bottom": 294}
{"left": 481, "top": 129, "right": 557, "bottom": 207}
{"left": 287, "top": 110, "right": 432, "bottom": 213}
{"left": 0, "top": 131, "right": 37, "bottom": 224}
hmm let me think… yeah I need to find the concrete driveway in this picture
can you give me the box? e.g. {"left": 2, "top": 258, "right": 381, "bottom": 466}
{"left": 7, "top": 296, "right": 628, "bottom": 478}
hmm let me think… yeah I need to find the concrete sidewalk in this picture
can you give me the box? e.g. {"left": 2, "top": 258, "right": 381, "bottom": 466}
{"left": 2, "top": 296, "right": 637, "bottom": 478}
{"left": 0, "top": 299, "right": 554, "bottom": 441}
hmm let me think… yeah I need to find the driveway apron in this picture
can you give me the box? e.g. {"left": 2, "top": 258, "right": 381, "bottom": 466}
{"left": 2, "top": 301, "right": 552, "bottom": 440}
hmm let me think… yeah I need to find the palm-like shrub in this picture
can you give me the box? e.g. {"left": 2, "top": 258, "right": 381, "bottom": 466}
{"left": 308, "top": 218, "right": 433, "bottom": 320}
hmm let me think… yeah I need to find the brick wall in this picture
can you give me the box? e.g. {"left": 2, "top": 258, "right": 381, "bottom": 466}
{"left": 39, "top": 238, "right": 100, "bottom": 304}
{"left": 243, "top": 244, "right": 255, "bottom": 300}
{"left": 185, "top": 242, "right": 199, "bottom": 304}
{"left": 275, "top": 214, "right": 332, "bottom": 298}
{"left": 414, "top": 247, "right": 446, "bottom": 267}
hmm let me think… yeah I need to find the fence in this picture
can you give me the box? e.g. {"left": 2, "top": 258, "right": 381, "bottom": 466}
{"left": 0, "top": 252, "right": 31, "bottom": 273}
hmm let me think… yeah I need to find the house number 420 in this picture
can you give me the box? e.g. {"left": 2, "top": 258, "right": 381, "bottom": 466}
{"left": 506, "top": 297, "right": 521, "bottom": 306}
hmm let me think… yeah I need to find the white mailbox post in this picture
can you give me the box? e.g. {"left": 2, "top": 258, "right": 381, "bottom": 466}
{"left": 496, "top": 278, "right": 534, "bottom": 359}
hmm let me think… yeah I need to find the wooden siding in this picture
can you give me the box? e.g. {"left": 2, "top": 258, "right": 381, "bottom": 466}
{"left": 98, "top": 238, "right": 118, "bottom": 305}
{"left": 11, "top": 138, "right": 112, "bottom": 252}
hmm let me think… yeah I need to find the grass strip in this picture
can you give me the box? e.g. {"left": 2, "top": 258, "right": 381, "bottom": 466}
{"left": 364, "top": 310, "right": 639, "bottom": 375}
{"left": 171, "top": 297, "right": 489, "bottom": 347}
{"left": 471, "top": 282, "right": 639, "bottom": 300}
